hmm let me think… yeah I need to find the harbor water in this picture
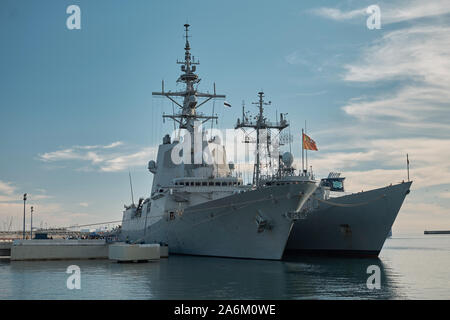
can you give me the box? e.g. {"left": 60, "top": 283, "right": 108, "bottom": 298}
{"left": 0, "top": 234, "right": 449, "bottom": 299}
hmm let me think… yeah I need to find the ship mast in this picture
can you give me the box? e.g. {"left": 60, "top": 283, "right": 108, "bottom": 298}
{"left": 152, "top": 24, "right": 225, "bottom": 134}
{"left": 235, "top": 91, "right": 288, "bottom": 187}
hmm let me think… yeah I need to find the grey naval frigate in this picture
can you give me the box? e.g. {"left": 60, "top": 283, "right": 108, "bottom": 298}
{"left": 285, "top": 172, "right": 412, "bottom": 257}
{"left": 250, "top": 98, "right": 412, "bottom": 257}
{"left": 118, "top": 24, "right": 317, "bottom": 260}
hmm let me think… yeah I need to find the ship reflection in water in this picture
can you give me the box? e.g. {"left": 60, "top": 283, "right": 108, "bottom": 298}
{"left": 0, "top": 235, "right": 448, "bottom": 299}
{"left": 1, "top": 255, "right": 396, "bottom": 300}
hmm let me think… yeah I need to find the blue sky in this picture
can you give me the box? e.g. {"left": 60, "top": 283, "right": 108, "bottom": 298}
{"left": 1, "top": 0, "right": 449, "bottom": 232}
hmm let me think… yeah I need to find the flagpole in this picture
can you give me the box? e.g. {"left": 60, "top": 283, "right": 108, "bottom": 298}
{"left": 305, "top": 120, "right": 308, "bottom": 174}
{"left": 301, "top": 128, "right": 304, "bottom": 174}
{"left": 407, "top": 153, "right": 410, "bottom": 182}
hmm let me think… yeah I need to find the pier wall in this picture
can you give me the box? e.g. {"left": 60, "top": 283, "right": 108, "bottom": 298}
{"left": 160, "top": 245, "right": 169, "bottom": 258}
{"left": 108, "top": 243, "right": 160, "bottom": 261}
{"left": 0, "top": 241, "right": 12, "bottom": 256}
{"left": 10, "top": 239, "right": 108, "bottom": 261}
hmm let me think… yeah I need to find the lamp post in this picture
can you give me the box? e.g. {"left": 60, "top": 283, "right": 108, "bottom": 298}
{"left": 30, "top": 206, "right": 34, "bottom": 240}
{"left": 23, "top": 193, "right": 27, "bottom": 239}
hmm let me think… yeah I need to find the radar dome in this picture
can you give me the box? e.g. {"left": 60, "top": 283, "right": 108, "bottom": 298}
{"left": 212, "top": 135, "right": 221, "bottom": 144}
{"left": 282, "top": 152, "right": 293, "bottom": 167}
{"left": 148, "top": 160, "right": 157, "bottom": 174}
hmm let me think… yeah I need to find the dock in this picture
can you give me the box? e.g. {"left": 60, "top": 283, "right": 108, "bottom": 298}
{"left": 424, "top": 230, "right": 450, "bottom": 235}
{"left": 0, "top": 241, "right": 12, "bottom": 256}
{"left": 0, "top": 239, "right": 168, "bottom": 261}
{"left": 10, "top": 239, "right": 108, "bottom": 261}
{"left": 109, "top": 243, "right": 160, "bottom": 262}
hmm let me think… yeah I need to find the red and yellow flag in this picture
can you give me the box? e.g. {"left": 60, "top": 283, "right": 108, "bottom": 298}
{"left": 303, "top": 133, "right": 318, "bottom": 151}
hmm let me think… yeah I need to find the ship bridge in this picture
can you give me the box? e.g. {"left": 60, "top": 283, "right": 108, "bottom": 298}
{"left": 320, "top": 172, "right": 345, "bottom": 192}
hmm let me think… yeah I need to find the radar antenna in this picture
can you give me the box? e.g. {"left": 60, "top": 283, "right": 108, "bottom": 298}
{"left": 152, "top": 24, "right": 226, "bottom": 133}
{"left": 235, "top": 91, "right": 289, "bottom": 186}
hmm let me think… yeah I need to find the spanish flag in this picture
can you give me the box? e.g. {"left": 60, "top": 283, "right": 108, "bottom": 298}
{"left": 303, "top": 133, "right": 318, "bottom": 151}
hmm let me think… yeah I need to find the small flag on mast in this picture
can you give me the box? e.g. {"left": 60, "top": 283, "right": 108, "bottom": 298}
{"left": 303, "top": 133, "right": 318, "bottom": 151}
{"left": 224, "top": 101, "right": 231, "bottom": 108}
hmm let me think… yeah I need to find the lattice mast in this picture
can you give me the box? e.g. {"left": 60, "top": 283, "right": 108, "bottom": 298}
{"left": 235, "top": 92, "right": 289, "bottom": 187}
{"left": 152, "top": 24, "right": 225, "bottom": 134}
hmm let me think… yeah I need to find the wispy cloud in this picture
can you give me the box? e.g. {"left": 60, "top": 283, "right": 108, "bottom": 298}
{"left": 73, "top": 141, "right": 124, "bottom": 150}
{"left": 343, "top": 25, "right": 450, "bottom": 84}
{"left": 310, "top": 1, "right": 450, "bottom": 24}
{"left": 38, "top": 141, "right": 157, "bottom": 172}
{"left": 340, "top": 23, "right": 450, "bottom": 136}
{"left": 381, "top": 0, "right": 450, "bottom": 24}
{"left": 0, "top": 180, "right": 75, "bottom": 230}
{"left": 310, "top": 7, "right": 366, "bottom": 22}
{"left": 0, "top": 180, "right": 16, "bottom": 197}
{"left": 284, "top": 51, "right": 311, "bottom": 66}
{"left": 438, "top": 191, "right": 450, "bottom": 199}
{"left": 395, "top": 201, "right": 450, "bottom": 232}
{"left": 99, "top": 147, "right": 156, "bottom": 172}
{"left": 296, "top": 137, "right": 450, "bottom": 190}
{"left": 0, "top": 180, "right": 53, "bottom": 203}
{"left": 0, "top": 200, "right": 92, "bottom": 231}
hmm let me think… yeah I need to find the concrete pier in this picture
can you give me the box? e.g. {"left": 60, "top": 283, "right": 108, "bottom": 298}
{"left": 160, "top": 245, "right": 169, "bottom": 258}
{"left": 108, "top": 243, "right": 160, "bottom": 262}
{"left": 3, "top": 239, "right": 168, "bottom": 261}
{"left": 0, "top": 241, "right": 12, "bottom": 256}
{"left": 10, "top": 239, "right": 108, "bottom": 261}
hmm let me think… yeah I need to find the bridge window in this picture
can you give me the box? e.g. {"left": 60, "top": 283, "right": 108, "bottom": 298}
{"left": 332, "top": 180, "right": 343, "bottom": 191}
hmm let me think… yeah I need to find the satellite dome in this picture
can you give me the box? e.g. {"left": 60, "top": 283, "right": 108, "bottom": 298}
{"left": 282, "top": 152, "right": 293, "bottom": 167}
{"left": 148, "top": 160, "right": 157, "bottom": 174}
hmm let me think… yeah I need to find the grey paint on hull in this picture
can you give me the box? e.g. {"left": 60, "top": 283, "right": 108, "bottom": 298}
{"left": 121, "top": 182, "right": 317, "bottom": 260}
{"left": 286, "top": 182, "right": 412, "bottom": 256}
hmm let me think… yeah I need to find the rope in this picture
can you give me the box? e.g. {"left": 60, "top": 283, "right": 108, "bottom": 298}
{"left": 63, "top": 220, "right": 122, "bottom": 229}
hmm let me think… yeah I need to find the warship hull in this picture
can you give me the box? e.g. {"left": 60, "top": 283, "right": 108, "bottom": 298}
{"left": 120, "top": 182, "right": 316, "bottom": 260}
{"left": 285, "top": 181, "right": 412, "bottom": 257}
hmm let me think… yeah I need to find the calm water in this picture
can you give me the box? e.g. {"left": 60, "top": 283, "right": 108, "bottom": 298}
{"left": 0, "top": 234, "right": 449, "bottom": 299}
